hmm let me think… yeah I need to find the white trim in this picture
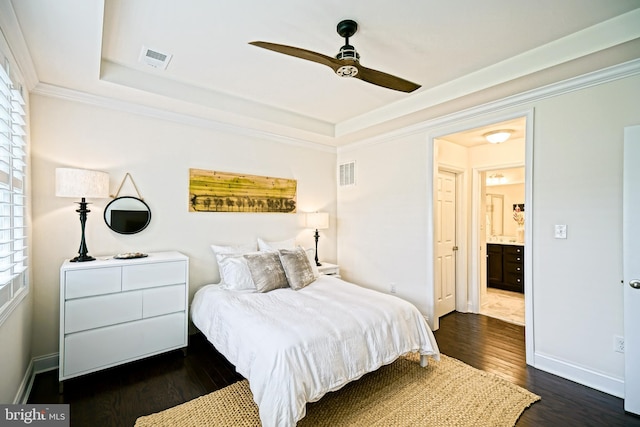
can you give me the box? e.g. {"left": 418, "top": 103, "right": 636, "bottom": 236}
{"left": 0, "top": 0, "right": 38, "bottom": 90}
{"left": 0, "top": 281, "right": 29, "bottom": 327}
{"left": 338, "top": 58, "right": 640, "bottom": 153}
{"left": 13, "top": 359, "right": 33, "bottom": 404}
{"left": 534, "top": 352, "right": 624, "bottom": 398}
{"left": 32, "top": 353, "right": 59, "bottom": 374}
{"left": 523, "top": 110, "right": 535, "bottom": 365}
{"left": 14, "top": 353, "right": 59, "bottom": 404}
{"left": 31, "top": 83, "right": 337, "bottom": 154}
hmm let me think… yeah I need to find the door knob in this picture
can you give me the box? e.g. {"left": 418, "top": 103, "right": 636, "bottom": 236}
{"left": 631, "top": 279, "right": 640, "bottom": 289}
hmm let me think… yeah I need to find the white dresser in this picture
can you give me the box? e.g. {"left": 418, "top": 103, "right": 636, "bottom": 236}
{"left": 59, "top": 251, "right": 189, "bottom": 386}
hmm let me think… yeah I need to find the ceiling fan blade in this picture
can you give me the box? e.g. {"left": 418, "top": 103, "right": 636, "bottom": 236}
{"left": 355, "top": 65, "right": 421, "bottom": 93}
{"left": 250, "top": 41, "right": 341, "bottom": 71}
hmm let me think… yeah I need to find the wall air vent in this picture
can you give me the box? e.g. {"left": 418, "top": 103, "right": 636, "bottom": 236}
{"left": 139, "top": 46, "right": 172, "bottom": 70}
{"left": 339, "top": 161, "right": 356, "bottom": 187}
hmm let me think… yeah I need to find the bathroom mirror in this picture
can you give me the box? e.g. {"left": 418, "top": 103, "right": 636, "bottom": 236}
{"left": 104, "top": 196, "right": 151, "bottom": 234}
{"left": 486, "top": 193, "right": 504, "bottom": 236}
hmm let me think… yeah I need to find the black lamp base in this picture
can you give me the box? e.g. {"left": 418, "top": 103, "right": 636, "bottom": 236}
{"left": 71, "top": 198, "right": 96, "bottom": 262}
{"left": 70, "top": 254, "right": 96, "bottom": 262}
{"left": 314, "top": 228, "right": 322, "bottom": 266}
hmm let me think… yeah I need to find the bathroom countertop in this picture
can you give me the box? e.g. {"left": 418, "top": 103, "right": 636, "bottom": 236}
{"left": 487, "top": 240, "right": 524, "bottom": 246}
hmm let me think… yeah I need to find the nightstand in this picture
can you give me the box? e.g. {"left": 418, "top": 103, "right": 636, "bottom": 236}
{"left": 317, "top": 262, "right": 340, "bottom": 278}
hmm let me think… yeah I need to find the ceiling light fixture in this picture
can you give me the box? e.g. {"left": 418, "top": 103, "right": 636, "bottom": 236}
{"left": 487, "top": 173, "right": 507, "bottom": 186}
{"left": 483, "top": 129, "right": 513, "bottom": 144}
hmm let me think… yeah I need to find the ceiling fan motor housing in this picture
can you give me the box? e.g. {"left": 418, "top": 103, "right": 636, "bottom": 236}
{"left": 336, "top": 44, "right": 360, "bottom": 77}
{"left": 335, "top": 19, "right": 360, "bottom": 78}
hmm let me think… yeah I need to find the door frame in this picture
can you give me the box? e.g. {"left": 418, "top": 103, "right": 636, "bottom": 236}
{"left": 470, "top": 162, "right": 524, "bottom": 312}
{"left": 430, "top": 108, "right": 535, "bottom": 365}
{"left": 623, "top": 125, "right": 640, "bottom": 414}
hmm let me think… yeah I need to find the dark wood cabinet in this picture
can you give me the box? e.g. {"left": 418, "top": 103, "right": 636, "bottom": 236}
{"left": 487, "top": 244, "right": 524, "bottom": 293}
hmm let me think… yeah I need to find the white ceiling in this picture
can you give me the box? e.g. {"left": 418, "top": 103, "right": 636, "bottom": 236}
{"left": 6, "top": 0, "right": 640, "bottom": 146}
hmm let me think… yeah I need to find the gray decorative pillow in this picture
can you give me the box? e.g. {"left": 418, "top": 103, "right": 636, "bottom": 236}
{"left": 243, "top": 252, "right": 289, "bottom": 293}
{"left": 279, "top": 247, "right": 316, "bottom": 290}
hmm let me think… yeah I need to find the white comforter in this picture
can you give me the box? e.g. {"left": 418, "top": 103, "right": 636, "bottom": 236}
{"left": 191, "top": 275, "right": 440, "bottom": 427}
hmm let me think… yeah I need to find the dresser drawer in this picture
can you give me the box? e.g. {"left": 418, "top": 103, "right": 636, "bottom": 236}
{"left": 122, "top": 261, "right": 186, "bottom": 290}
{"left": 65, "top": 267, "right": 122, "bottom": 299}
{"left": 504, "top": 245, "right": 524, "bottom": 256}
{"left": 504, "top": 253, "right": 524, "bottom": 264}
{"left": 143, "top": 284, "right": 186, "bottom": 318}
{"left": 504, "top": 261, "right": 524, "bottom": 275}
{"left": 65, "top": 291, "right": 142, "bottom": 334}
{"left": 505, "top": 272, "right": 524, "bottom": 287}
{"left": 63, "top": 312, "right": 186, "bottom": 377}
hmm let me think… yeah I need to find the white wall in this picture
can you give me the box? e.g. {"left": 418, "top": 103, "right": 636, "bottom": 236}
{"left": 530, "top": 76, "right": 637, "bottom": 390}
{"left": 337, "top": 133, "right": 431, "bottom": 317}
{"left": 338, "top": 73, "right": 640, "bottom": 396}
{"left": 29, "top": 94, "right": 337, "bottom": 358}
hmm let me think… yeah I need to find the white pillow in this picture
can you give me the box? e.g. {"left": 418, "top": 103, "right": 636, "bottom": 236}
{"left": 216, "top": 252, "right": 258, "bottom": 291}
{"left": 211, "top": 242, "right": 258, "bottom": 289}
{"left": 257, "top": 237, "right": 296, "bottom": 252}
{"left": 210, "top": 242, "right": 257, "bottom": 255}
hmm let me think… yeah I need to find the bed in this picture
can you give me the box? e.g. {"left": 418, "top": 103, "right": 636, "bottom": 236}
{"left": 191, "top": 245, "right": 440, "bottom": 427}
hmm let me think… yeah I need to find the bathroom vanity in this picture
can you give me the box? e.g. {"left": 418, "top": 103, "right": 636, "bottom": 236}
{"left": 487, "top": 243, "right": 524, "bottom": 293}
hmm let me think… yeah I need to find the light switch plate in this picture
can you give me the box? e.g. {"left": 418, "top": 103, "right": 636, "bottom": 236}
{"left": 554, "top": 224, "right": 567, "bottom": 239}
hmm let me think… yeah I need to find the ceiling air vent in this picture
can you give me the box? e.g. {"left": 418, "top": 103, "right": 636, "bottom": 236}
{"left": 139, "top": 46, "right": 172, "bottom": 70}
{"left": 339, "top": 161, "right": 356, "bottom": 187}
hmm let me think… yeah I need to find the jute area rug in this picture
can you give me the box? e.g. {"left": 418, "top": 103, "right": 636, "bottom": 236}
{"left": 135, "top": 354, "right": 540, "bottom": 427}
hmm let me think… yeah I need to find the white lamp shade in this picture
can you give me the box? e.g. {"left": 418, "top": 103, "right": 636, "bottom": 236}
{"left": 55, "top": 168, "right": 110, "bottom": 198}
{"left": 306, "top": 212, "right": 329, "bottom": 230}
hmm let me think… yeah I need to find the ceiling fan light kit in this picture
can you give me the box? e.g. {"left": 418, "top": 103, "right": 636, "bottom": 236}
{"left": 250, "top": 19, "right": 421, "bottom": 93}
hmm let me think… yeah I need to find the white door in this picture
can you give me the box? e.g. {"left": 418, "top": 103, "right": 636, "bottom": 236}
{"left": 623, "top": 125, "right": 640, "bottom": 415}
{"left": 435, "top": 170, "right": 457, "bottom": 318}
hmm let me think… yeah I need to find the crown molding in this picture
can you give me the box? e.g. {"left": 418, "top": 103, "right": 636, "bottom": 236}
{"left": 31, "top": 83, "right": 337, "bottom": 153}
{"left": 338, "top": 58, "right": 640, "bottom": 153}
{"left": 25, "top": 55, "right": 640, "bottom": 155}
{"left": 0, "top": 0, "right": 38, "bottom": 90}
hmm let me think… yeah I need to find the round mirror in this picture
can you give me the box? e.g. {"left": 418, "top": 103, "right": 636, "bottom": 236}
{"left": 104, "top": 196, "right": 151, "bottom": 234}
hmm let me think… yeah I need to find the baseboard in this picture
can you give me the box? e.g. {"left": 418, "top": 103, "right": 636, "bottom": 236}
{"left": 13, "top": 359, "right": 34, "bottom": 404}
{"left": 534, "top": 351, "right": 624, "bottom": 398}
{"left": 14, "top": 353, "right": 59, "bottom": 404}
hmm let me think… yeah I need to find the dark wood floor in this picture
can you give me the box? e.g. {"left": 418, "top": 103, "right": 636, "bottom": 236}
{"left": 29, "top": 312, "right": 640, "bottom": 426}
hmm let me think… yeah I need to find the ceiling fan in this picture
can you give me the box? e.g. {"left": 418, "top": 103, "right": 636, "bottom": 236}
{"left": 250, "top": 20, "right": 421, "bottom": 93}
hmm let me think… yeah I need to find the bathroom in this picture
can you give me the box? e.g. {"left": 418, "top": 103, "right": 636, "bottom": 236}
{"left": 482, "top": 167, "right": 525, "bottom": 324}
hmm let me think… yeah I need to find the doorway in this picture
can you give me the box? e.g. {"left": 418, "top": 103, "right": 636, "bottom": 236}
{"left": 480, "top": 167, "right": 525, "bottom": 325}
{"left": 432, "top": 112, "right": 534, "bottom": 362}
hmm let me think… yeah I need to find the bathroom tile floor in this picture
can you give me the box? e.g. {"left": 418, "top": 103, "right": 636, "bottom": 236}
{"left": 480, "top": 288, "right": 525, "bottom": 325}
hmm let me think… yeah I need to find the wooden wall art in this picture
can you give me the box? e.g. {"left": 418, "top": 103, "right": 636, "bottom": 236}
{"left": 189, "top": 168, "right": 297, "bottom": 213}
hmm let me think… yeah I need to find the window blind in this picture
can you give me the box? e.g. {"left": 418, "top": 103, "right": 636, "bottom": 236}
{"left": 0, "top": 58, "right": 28, "bottom": 325}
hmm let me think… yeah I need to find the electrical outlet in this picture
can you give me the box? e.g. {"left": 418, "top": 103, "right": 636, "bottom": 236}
{"left": 614, "top": 335, "right": 625, "bottom": 353}
{"left": 390, "top": 283, "right": 397, "bottom": 294}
